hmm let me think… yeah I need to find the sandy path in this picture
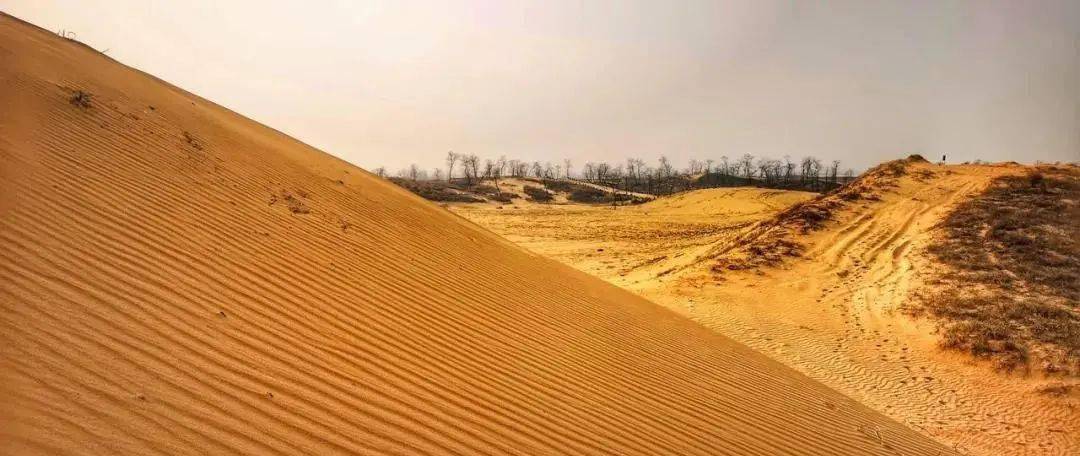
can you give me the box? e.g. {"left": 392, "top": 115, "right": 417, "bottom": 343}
{"left": 0, "top": 13, "right": 956, "bottom": 455}
{"left": 457, "top": 165, "right": 1080, "bottom": 456}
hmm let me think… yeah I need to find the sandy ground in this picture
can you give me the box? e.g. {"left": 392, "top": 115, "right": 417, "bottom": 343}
{"left": 453, "top": 164, "right": 1080, "bottom": 456}
{"left": 451, "top": 187, "right": 814, "bottom": 289}
{"left": 0, "top": 13, "right": 957, "bottom": 455}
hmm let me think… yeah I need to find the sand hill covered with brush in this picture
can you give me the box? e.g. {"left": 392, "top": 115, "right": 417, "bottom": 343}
{"left": 0, "top": 14, "right": 957, "bottom": 456}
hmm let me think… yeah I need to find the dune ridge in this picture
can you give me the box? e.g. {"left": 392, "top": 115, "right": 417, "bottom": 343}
{"left": 0, "top": 13, "right": 953, "bottom": 455}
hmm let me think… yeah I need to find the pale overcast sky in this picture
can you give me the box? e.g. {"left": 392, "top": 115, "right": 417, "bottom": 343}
{"left": 4, "top": 1, "right": 1078, "bottom": 172}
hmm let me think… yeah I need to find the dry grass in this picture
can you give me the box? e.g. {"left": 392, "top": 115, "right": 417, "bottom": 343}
{"left": 907, "top": 167, "right": 1080, "bottom": 373}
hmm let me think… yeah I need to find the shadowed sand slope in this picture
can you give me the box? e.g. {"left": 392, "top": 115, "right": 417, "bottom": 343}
{"left": 0, "top": 14, "right": 953, "bottom": 455}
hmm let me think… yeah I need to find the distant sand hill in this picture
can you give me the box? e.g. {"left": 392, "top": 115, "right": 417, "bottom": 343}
{"left": 0, "top": 13, "right": 954, "bottom": 455}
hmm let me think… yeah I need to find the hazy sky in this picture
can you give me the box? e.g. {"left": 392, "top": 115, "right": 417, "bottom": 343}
{"left": 5, "top": 1, "right": 1078, "bottom": 172}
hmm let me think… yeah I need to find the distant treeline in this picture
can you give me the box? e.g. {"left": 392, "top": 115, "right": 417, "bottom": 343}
{"left": 375, "top": 152, "right": 856, "bottom": 196}
{"left": 387, "top": 175, "right": 649, "bottom": 205}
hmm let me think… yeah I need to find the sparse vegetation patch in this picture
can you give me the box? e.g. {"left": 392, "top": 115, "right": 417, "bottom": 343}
{"left": 486, "top": 192, "right": 516, "bottom": 203}
{"left": 389, "top": 178, "right": 485, "bottom": 203}
{"left": 69, "top": 89, "right": 92, "bottom": 108}
{"left": 522, "top": 185, "right": 554, "bottom": 202}
{"left": 905, "top": 167, "right": 1080, "bottom": 373}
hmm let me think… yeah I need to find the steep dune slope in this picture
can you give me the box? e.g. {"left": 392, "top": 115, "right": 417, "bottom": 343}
{"left": 0, "top": 14, "right": 953, "bottom": 455}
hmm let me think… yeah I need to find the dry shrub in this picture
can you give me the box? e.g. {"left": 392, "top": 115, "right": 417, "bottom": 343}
{"left": 560, "top": 183, "right": 645, "bottom": 204}
{"left": 390, "top": 179, "right": 484, "bottom": 203}
{"left": 471, "top": 184, "right": 498, "bottom": 194}
{"left": 568, "top": 186, "right": 608, "bottom": 203}
{"left": 912, "top": 169, "right": 936, "bottom": 182}
{"left": 487, "top": 192, "right": 515, "bottom": 203}
{"left": 540, "top": 179, "right": 575, "bottom": 193}
{"left": 465, "top": 183, "right": 518, "bottom": 203}
{"left": 69, "top": 89, "right": 92, "bottom": 108}
{"left": 713, "top": 238, "right": 803, "bottom": 272}
{"left": 523, "top": 185, "right": 554, "bottom": 202}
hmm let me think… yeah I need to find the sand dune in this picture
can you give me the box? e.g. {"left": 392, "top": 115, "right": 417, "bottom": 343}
{"left": 455, "top": 160, "right": 1080, "bottom": 456}
{"left": 640, "top": 187, "right": 813, "bottom": 217}
{"left": 687, "top": 162, "right": 1080, "bottom": 456}
{"left": 0, "top": 14, "right": 958, "bottom": 455}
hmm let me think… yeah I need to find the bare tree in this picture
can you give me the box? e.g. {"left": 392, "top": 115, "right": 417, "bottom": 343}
{"left": 657, "top": 156, "right": 673, "bottom": 178}
{"left": 461, "top": 154, "right": 480, "bottom": 185}
{"left": 407, "top": 163, "right": 421, "bottom": 181}
{"left": 688, "top": 159, "right": 704, "bottom": 175}
{"left": 433, "top": 168, "right": 443, "bottom": 181}
{"left": 579, "top": 162, "right": 591, "bottom": 181}
{"left": 493, "top": 156, "right": 507, "bottom": 189}
{"left": 595, "top": 162, "right": 611, "bottom": 182}
{"left": 654, "top": 156, "right": 675, "bottom": 194}
{"left": 445, "top": 151, "right": 458, "bottom": 182}
{"left": 809, "top": 157, "right": 822, "bottom": 188}
{"left": 563, "top": 158, "right": 572, "bottom": 179}
{"left": 783, "top": 155, "right": 795, "bottom": 184}
{"left": 800, "top": 156, "right": 822, "bottom": 190}
{"left": 374, "top": 166, "right": 386, "bottom": 178}
{"left": 800, "top": 156, "right": 813, "bottom": 185}
{"left": 738, "top": 154, "right": 756, "bottom": 184}
{"left": 757, "top": 157, "right": 785, "bottom": 186}
{"left": 757, "top": 158, "right": 771, "bottom": 185}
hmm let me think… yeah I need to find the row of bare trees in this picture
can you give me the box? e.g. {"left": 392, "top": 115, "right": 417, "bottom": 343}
{"left": 444, "top": 152, "right": 573, "bottom": 188}
{"left": 575, "top": 154, "right": 853, "bottom": 194}
{"left": 380, "top": 152, "right": 855, "bottom": 194}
